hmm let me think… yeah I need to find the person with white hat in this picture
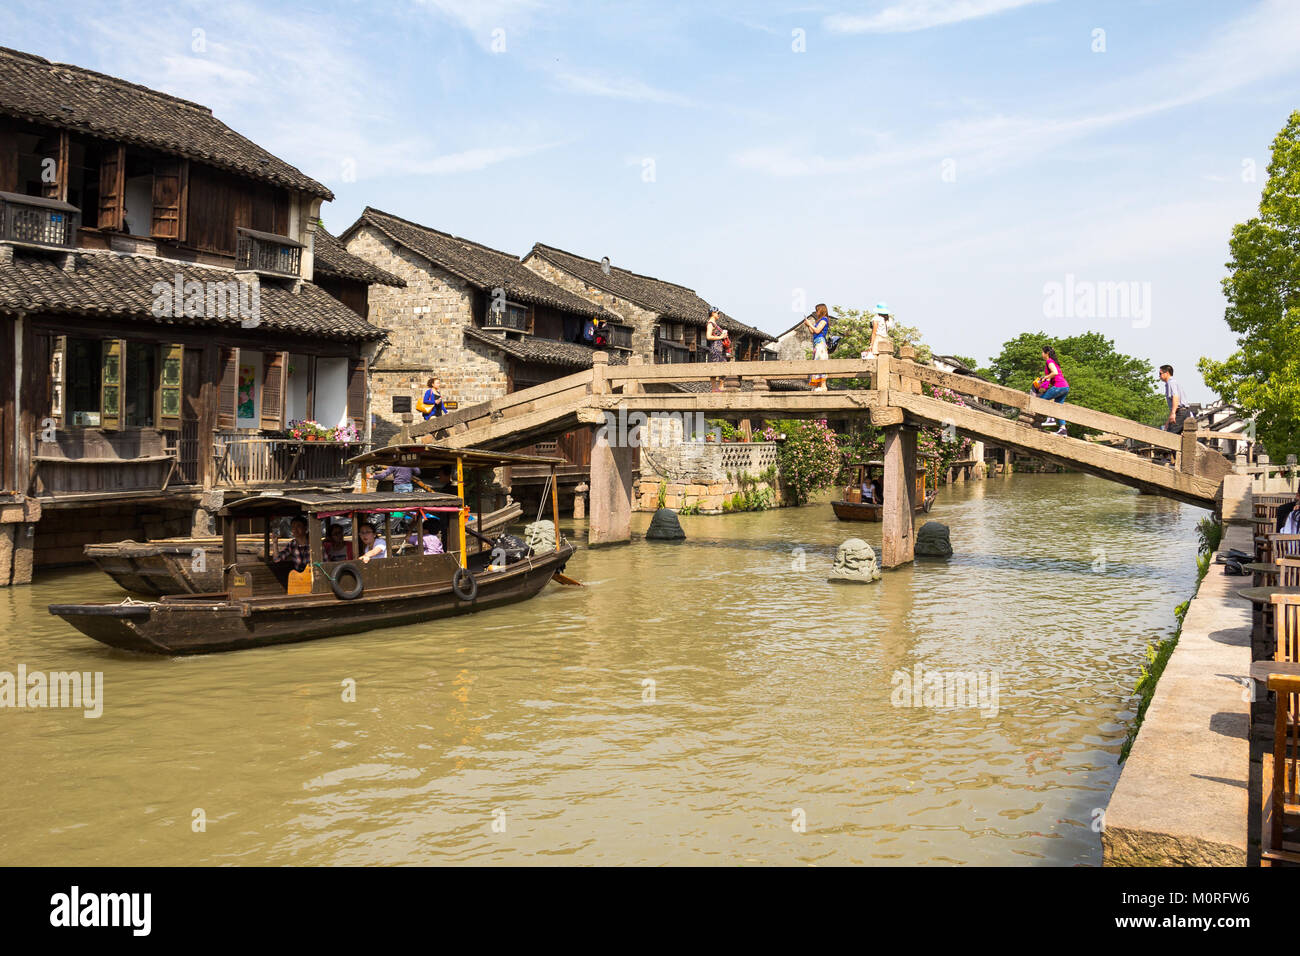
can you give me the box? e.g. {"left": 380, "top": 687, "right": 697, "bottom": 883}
{"left": 868, "top": 302, "right": 894, "bottom": 356}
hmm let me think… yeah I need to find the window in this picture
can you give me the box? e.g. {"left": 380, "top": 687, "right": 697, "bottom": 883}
{"left": 124, "top": 342, "right": 157, "bottom": 428}
{"left": 51, "top": 337, "right": 182, "bottom": 430}
{"left": 485, "top": 300, "right": 530, "bottom": 332}
{"left": 66, "top": 338, "right": 102, "bottom": 427}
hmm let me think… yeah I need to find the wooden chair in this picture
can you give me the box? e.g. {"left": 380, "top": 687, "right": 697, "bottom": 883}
{"left": 1263, "top": 534, "right": 1300, "bottom": 565}
{"left": 1279, "top": 557, "right": 1300, "bottom": 589}
{"left": 1262, "top": 669, "right": 1300, "bottom": 865}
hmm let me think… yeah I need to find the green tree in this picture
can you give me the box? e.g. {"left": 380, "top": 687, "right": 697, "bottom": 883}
{"left": 1198, "top": 110, "right": 1300, "bottom": 460}
{"left": 986, "top": 331, "right": 1166, "bottom": 428}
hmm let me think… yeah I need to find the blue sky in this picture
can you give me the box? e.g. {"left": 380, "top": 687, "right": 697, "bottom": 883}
{"left": 4, "top": 0, "right": 1299, "bottom": 395}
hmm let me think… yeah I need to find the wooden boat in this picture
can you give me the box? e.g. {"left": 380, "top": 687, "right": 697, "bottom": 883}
{"left": 83, "top": 502, "right": 524, "bottom": 596}
{"left": 49, "top": 446, "right": 573, "bottom": 655}
{"left": 832, "top": 459, "right": 937, "bottom": 522}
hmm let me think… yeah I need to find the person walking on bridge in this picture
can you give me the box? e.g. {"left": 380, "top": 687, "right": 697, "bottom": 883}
{"left": 1038, "top": 346, "right": 1069, "bottom": 436}
{"left": 1158, "top": 365, "right": 1190, "bottom": 434}
{"left": 805, "top": 303, "right": 830, "bottom": 392}
{"left": 706, "top": 307, "right": 727, "bottom": 392}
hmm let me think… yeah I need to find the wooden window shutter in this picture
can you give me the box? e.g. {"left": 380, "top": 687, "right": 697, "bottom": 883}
{"left": 150, "top": 159, "right": 188, "bottom": 241}
{"left": 304, "top": 356, "right": 316, "bottom": 422}
{"left": 42, "top": 131, "right": 69, "bottom": 201}
{"left": 100, "top": 339, "right": 123, "bottom": 430}
{"left": 217, "top": 347, "right": 238, "bottom": 429}
{"left": 158, "top": 343, "right": 184, "bottom": 427}
{"left": 260, "top": 351, "right": 286, "bottom": 431}
{"left": 346, "top": 358, "right": 367, "bottom": 428}
{"left": 97, "top": 145, "right": 125, "bottom": 231}
{"left": 50, "top": 335, "right": 66, "bottom": 427}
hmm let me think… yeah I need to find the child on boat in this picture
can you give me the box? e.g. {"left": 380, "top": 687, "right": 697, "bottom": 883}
{"left": 408, "top": 517, "right": 444, "bottom": 555}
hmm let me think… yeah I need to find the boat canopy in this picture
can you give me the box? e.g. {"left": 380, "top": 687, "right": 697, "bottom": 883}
{"left": 218, "top": 490, "right": 462, "bottom": 517}
{"left": 347, "top": 443, "right": 565, "bottom": 470}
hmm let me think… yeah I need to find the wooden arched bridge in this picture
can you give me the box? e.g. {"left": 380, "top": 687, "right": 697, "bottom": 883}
{"left": 394, "top": 344, "right": 1234, "bottom": 568}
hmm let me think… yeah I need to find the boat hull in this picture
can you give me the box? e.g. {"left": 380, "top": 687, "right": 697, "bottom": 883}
{"left": 51, "top": 544, "right": 575, "bottom": 655}
{"left": 832, "top": 493, "right": 937, "bottom": 522}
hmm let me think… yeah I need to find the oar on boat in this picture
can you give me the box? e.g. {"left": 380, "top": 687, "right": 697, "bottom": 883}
{"left": 552, "top": 571, "right": 584, "bottom": 587}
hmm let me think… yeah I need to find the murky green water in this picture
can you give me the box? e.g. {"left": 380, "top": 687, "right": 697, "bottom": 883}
{"left": 0, "top": 473, "right": 1199, "bottom": 865}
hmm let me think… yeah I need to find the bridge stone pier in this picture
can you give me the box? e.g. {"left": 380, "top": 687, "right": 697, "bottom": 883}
{"left": 396, "top": 343, "right": 1237, "bottom": 562}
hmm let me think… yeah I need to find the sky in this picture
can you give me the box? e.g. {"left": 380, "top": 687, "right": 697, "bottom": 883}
{"left": 3, "top": 0, "right": 1298, "bottom": 396}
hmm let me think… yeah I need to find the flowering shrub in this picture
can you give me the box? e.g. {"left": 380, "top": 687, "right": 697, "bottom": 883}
{"left": 763, "top": 419, "right": 839, "bottom": 505}
{"left": 286, "top": 419, "right": 360, "bottom": 443}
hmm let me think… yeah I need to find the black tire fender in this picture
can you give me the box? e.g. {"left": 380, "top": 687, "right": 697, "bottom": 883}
{"left": 452, "top": 567, "right": 478, "bottom": 602}
{"left": 330, "top": 562, "right": 365, "bottom": 601}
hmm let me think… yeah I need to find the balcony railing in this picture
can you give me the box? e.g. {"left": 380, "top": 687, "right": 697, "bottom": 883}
{"left": 0, "top": 192, "right": 79, "bottom": 248}
{"left": 214, "top": 434, "right": 369, "bottom": 488}
{"left": 235, "top": 227, "right": 303, "bottom": 277}
{"left": 484, "top": 303, "right": 529, "bottom": 332}
{"left": 606, "top": 324, "right": 634, "bottom": 350}
{"left": 655, "top": 338, "right": 693, "bottom": 364}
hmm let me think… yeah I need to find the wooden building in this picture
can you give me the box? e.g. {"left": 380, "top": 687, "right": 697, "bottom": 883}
{"left": 522, "top": 243, "right": 773, "bottom": 371}
{"left": 0, "top": 47, "right": 390, "bottom": 580}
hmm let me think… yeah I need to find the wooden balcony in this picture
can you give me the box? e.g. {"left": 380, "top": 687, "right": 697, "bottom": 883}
{"left": 655, "top": 338, "right": 693, "bottom": 364}
{"left": 214, "top": 434, "right": 369, "bottom": 488}
{"left": 235, "top": 227, "right": 303, "bottom": 277}
{"left": 606, "top": 323, "right": 634, "bottom": 351}
{"left": 483, "top": 304, "right": 529, "bottom": 332}
{"left": 0, "top": 192, "right": 79, "bottom": 249}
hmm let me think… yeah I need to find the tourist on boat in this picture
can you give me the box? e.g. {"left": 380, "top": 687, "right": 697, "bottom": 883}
{"left": 417, "top": 378, "right": 446, "bottom": 420}
{"left": 371, "top": 463, "right": 422, "bottom": 493}
{"left": 408, "top": 517, "right": 444, "bottom": 555}
{"left": 706, "top": 307, "right": 727, "bottom": 392}
{"left": 323, "top": 522, "right": 353, "bottom": 561}
{"left": 358, "top": 522, "right": 387, "bottom": 563}
{"left": 861, "top": 478, "right": 875, "bottom": 503}
{"left": 272, "top": 517, "right": 311, "bottom": 572}
{"left": 805, "top": 304, "right": 830, "bottom": 392}
{"left": 1158, "top": 365, "right": 1190, "bottom": 434}
{"left": 1037, "top": 346, "right": 1069, "bottom": 436}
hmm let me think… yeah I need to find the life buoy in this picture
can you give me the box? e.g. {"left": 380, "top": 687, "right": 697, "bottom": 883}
{"left": 330, "top": 562, "right": 365, "bottom": 601}
{"left": 452, "top": 567, "right": 478, "bottom": 602}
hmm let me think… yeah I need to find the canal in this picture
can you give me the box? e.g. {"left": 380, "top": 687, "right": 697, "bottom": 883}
{"left": 0, "top": 472, "right": 1201, "bottom": 865}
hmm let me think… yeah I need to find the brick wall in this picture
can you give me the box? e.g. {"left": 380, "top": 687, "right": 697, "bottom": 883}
{"left": 346, "top": 227, "right": 511, "bottom": 438}
{"left": 35, "top": 504, "right": 193, "bottom": 568}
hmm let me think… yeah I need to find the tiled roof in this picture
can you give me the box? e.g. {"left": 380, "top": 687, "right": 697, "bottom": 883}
{"left": 343, "top": 208, "right": 617, "bottom": 320}
{"left": 464, "top": 326, "right": 626, "bottom": 369}
{"left": 0, "top": 249, "right": 384, "bottom": 340}
{"left": 526, "top": 243, "right": 773, "bottom": 341}
{"left": 0, "top": 47, "right": 331, "bottom": 199}
{"left": 313, "top": 225, "right": 404, "bottom": 287}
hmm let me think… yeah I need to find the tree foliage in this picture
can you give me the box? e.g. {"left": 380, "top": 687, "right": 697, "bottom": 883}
{"left": 1198, "top": 110, "right": 1300, "bottom": 460}
{"left": 985, "top": 331, "right": 1166, "bottom": 427}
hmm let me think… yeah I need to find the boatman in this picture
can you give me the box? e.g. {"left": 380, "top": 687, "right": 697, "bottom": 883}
{"left": 371, "top": 463, "right": 421, "bottom": 493}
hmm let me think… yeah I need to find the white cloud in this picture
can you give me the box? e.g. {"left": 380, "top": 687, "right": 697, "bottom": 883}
{"left": 825, "top": 0, "right": 1051, "bottom": 34}
{"left": 554, "top": 70, "right": 692, "bottom": 106}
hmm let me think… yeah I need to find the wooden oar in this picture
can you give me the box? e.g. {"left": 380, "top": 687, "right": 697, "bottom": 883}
{"left": 552, "top": 571, "right": 585, "bottom": 587}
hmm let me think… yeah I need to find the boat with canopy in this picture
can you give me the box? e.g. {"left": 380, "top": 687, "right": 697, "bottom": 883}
{"left": 49, "top": 444, "right": 574, "bottom": 654}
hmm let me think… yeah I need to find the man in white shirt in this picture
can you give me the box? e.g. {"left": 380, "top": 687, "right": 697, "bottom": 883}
{"left": 1158, "top": 364, "right": 1190, "bottom": 433}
